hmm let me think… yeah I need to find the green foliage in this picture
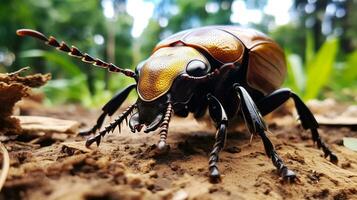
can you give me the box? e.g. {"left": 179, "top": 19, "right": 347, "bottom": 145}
{"left": 287, "top": 36, "right": 338, "bottom": 100}
{"left": 329, "top": 50, "right": 357, "bottom": 102}
{"left": 20, "top": 50, "right": 82, "bottom": 76}
{"left": 20, "top": 48, "right": 136, "bottom": 107}
{"left": 343, "top": 51, "right": 357, "bottom": 84}
{"left": 305, "top": 37, "right": 338, "bottom": 100}
{"left": 286, "top": 54, "right": 305, "bottom": 92}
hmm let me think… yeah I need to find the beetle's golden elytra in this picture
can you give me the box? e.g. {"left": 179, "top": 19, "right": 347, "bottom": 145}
{"left": 17, "top": 25, "right": 337, "bottom": 183}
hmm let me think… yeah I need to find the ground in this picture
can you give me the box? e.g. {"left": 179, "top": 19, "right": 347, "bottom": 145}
{"left": 1, "top": 98, "right": 357, "bottom": 200}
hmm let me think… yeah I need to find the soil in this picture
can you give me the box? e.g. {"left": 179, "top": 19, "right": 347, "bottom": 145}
{"left": 0, "top": 72, "right": 356, "bottom": 199}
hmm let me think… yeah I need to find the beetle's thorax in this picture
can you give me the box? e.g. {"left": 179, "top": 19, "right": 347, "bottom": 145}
{"left": 137, "top": 46, "right": 208, "bottom": 102}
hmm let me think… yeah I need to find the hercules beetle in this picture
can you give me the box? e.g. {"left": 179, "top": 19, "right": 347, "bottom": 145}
{"left": 17, "top": 26, "right": 337, "bottom": 182}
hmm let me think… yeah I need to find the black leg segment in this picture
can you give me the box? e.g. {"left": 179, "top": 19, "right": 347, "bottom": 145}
{"left": 234, "top": 84, "right": 297, "bottom": 181}
{"left": 79, "top": 84, "right": 136, "bottom": 136}
{"left": 256, "top": 88, "right": 338, "bottom": 163}
{"left": 207, "top": 94, "right": 228, "bottom": 183}
{"left": 86, "top": 104, "right": 136, "bottom": 147}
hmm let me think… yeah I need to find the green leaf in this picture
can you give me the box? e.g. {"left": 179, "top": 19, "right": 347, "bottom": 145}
{"left": 343, "top": 50, "right": 357, "bottom": 83}
{"left": 43, "top": 76, "right": 92, "bottom": 106}
{"left": 343, "top": 137, "right": 357, "bottom": 151}
{"left": 286, "top": 54, "right": 305, "bottom": 93}
{"left": 20, "top": 49, "right": 82, "bottom": 76}
{"left": 304, "top": 37, "right": 339, "bottom": 100}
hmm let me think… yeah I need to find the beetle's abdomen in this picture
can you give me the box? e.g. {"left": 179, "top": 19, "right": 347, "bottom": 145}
{"left": 246, "top": 42, "right": 286, "bottom": 94}
{"left": 214, "top": 26, "right": 287, "bottom": 94}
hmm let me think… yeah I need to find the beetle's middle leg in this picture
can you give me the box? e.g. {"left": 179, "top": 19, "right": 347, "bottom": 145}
{"left": 207, "top": 94, "right": 228, "bottom": 183}
{"left": 234, "top": 85, "right": 297, "bottom": 182}
{"left": 256, "top": 88, "right": 338, "bottom": 163}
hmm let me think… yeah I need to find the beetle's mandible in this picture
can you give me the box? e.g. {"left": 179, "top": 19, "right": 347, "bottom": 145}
{"left": 17, "top": 25, "right": 338, "bottom": 183}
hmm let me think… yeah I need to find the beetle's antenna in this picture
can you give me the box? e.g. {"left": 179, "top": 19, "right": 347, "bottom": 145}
{"left": 16, "top": 29, "right": 136, "bottom": 78}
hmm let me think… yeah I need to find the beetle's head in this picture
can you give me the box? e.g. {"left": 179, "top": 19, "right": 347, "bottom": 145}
{"left": 129, "top": 46, "right": 213, "bottom": 133}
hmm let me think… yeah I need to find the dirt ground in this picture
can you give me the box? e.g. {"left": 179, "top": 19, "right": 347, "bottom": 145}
{"left": 0, "top": 97, "right": 356, "bottom": 200}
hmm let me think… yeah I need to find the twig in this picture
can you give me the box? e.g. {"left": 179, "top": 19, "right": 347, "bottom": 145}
{"left": 0, "top": 142, "right": 10, "bottom": 191}
{"left": 7, "top": 66, "right": 30, "bottom": 76}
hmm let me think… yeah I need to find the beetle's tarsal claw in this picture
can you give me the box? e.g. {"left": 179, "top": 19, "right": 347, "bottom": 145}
{"left": 155, "top": 142, "right": 170, "bottom": 155}
{"left": 209, "top": 167, "right": 221, "bottom": 183}
{"left": 94, "top": 136, "right": 101, "bottom": 146}
{"left": 85, "top": 136, "right": 96, "bottom": 147}
{"left": 330, "top": 153, "right": 338, "bottom": 164}
{"left": 281, "top": 168, "right": 297, "bottom": 183}
{"left": 157, "top": 141, "right": 170, "bottom": 152}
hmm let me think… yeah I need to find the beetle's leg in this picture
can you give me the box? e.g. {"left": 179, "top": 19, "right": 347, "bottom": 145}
{"left": 207, "top": 94, "right": 228, "bottom": 183}
{"left": 234, "top": 85, "right": 297, "bottom": 182}
{"left": 79, "top": 84, "right": 136, "bottom": 136}
{"left": 156, "top": 103, "right": 173, "bottom": 152}
{"left": 86, "top": 104, "right": 136, "bottom": 147}
{"left": 256, "top": 88, "right": 338, "bottom": 164}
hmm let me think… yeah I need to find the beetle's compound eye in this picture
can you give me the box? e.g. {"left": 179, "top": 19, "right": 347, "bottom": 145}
{"left": 135, "top": 60, "right": 146, "bottom": 75}
{"left": 186, "top": 60, "right": 210, "bottom": 77}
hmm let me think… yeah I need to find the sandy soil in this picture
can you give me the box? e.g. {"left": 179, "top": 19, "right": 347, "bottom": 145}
{"left": 1, "top": 101, "right": 357, "bottom": 200}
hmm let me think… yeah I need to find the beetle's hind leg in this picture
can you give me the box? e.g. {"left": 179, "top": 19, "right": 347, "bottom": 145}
{"left": 79, "top": 84, "right": 136, "bottom": 136}
{"left": 234, "top": 85, "right": 297, "bottom": 182}
{"left": 206, "top": 94, "right": 228, "bottom": 183}
{"left": 256, "top": 88, "right": 338, "bottom": 164}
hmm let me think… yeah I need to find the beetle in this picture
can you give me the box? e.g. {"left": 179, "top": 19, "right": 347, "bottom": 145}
{"left": 17, "top": 26, "right": 337, "bottom": 182}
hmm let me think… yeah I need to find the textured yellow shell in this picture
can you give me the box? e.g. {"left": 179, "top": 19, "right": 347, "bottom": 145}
{"left": 138, "top": 46, "right": 208, "bottom": 101}
{"left": 155, "top": 27, "right": 245, "bottom": 64}
{"left": 155, "top": 26, "right": 287, "bottom": 95}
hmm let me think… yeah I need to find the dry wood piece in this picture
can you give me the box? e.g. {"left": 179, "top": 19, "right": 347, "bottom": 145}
{"left": 315, "top": 115, "right": 357, "bottom": 126}
{"left": 0, "top": 68, "right": 50, "bottom": 134}
{"left": 16, "top": 116, "right": 80, "bottom": 134}
{"left": 343, "top": 137, "right": 357, "bottom": 151}
{"left": 0, "top": 142, "right": 10, "bottom": 191}
{"left": 61, "top": 142, "right": 92, "bottom": 153}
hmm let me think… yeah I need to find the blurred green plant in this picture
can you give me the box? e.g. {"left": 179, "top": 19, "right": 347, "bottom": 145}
{"left": 20, "top": 48, "right": 136, "bottom": 107}
{"left": 285, "top": 32, "right": 339, "bottom": 100}
{"left": 329, "top": 50, "right": 357, "bottom": 102}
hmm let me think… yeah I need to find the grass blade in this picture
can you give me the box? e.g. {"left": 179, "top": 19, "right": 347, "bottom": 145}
{"left": 304, "top": 37, "right": 338, "bottom": 100}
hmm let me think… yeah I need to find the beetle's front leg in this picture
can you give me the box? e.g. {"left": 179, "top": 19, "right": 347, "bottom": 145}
{"left": 86, "top": 104, "right": 136, "bottom": 147}
{"left": 79, "top": 84, "right": 136, "bottom": 136}
{"left": 234, "top": 84, "right": 297, "bottom": 182}
{"left": 156, "top": 103, "right": 173, "bottom": 152}
{"left": 207, "top": 94, "right": 228, "bottom": 183}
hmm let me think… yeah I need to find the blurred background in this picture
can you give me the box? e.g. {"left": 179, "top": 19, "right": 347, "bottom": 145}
{"left": 0, "top": 0, "right": 356, "bottom": 107}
